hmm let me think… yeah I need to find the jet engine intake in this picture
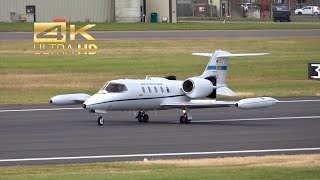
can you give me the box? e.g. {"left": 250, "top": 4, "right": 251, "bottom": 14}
{"left": 182, "top": 77, "right": 214, "bottom": 98}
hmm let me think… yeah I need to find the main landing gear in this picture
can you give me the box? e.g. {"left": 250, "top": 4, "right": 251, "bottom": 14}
{"left": 96, "top": 109, "right": 192, "bottom": 125}
{"left": 136, "top": 111, "right": 149, "bottom": 123}
{"left": 97, "top": 111, "right": 149, "bottom": 126}
{"left": 180, "top": 108, "right": 192, "bottom": 124}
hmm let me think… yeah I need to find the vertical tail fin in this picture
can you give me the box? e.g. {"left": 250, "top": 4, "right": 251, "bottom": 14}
{"left": 192, "top": 50, "right": 269, "bottom": 85}
{"left": 203, "top": 50, "right": 229, "bottom": 85}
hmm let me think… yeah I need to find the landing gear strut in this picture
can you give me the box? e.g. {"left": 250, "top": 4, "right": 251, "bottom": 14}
{"left": 136, "top": 111, "right": 149, "bottom": 123}
{"left": 97, "top": 115, "right": 104, "bottom": 126}
{"left": 180, "top": 108, "right": 192, "bottom": 124}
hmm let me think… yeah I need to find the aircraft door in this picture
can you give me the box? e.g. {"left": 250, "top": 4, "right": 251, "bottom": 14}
{"left": 221, "top": 3, "right": 226, "bottom": 17}
{"left": 26, "top": 6, "right": 36, "bottom": 22}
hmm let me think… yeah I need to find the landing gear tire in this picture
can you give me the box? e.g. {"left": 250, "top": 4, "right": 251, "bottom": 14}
{"left": 185, "top": 117, "right": 191, "bottom": 124}
{"left": 136, "top": 111, "right": 149, "bottom": 123}
{"left": 97, "top": 116, "right": 104, "bottom": 126}
{"left": 143, "top": 114, "right": 149, "bottom": 123}
{"left": 138, "top": 116, "right": 143, "bottom": 123}
{"left": 180, "top": 116, "right": 185, "bottom": 124}
{"left": 180, "top": 116, "right": 190, "bottom": 124}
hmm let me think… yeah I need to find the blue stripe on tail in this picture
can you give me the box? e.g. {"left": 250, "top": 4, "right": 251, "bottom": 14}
{"left": 207, "top": 66, "right": 227, "bottom": 70}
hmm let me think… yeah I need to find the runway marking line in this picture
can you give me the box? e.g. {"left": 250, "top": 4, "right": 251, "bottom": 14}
{"left": 192, "top": 116, "right": 320, "bottom": 123}
{"left": 0, "top": 147, "right": 320, "bottom": 163}
{"left": 1, "top": 107, "right": 320, "bottom": 123}
{"left": 1, "top": 99, "right": 319, "bottom": 113}
{"left": 1, "top": 99, "right": 320, "bottom": 113}
{"left": 278, "top": 100, "right": 320, "bottom": 103}
{"left": 0, "top": 107, "right": 82, "bottom": 112}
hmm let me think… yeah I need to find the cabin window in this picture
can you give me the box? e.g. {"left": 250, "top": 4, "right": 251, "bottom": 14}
{"left": 160, "top": 86, "right": 164, "bottom": 93}
{"left": 148, "top": 86, "right": 152, "bottom": 93}
{"left": 105, "top": 83, "right": 127, "bottom": 93}
{"left": 166, "top": 87, "right": 170, "bottom": 93}
{"left": 142, "top": 87, "right": 146, "bottom": 93}
{"left": 154, "top": 87, "right": 158, "bottom": 93}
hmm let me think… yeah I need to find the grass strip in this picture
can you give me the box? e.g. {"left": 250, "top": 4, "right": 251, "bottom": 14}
{"left": 0, "top": 38, "right": 319, "bottom": 104}
{"left": 0, "top": 22, "right": 320, "bottom": 32}
{"left": 0, "top": 154, "right": 319, "bottom": 179}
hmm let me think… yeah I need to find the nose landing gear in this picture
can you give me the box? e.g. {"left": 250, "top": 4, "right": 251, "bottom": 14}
{"left": 97, "top": 115, "right": 104, "bottom": 126}
{"left": 136, "top": 111, "right": 149, "bottom": 123}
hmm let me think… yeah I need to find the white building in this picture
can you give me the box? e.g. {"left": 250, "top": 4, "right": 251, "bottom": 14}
{"left": 0, "top": 0, "right": 177, "bottom": 23}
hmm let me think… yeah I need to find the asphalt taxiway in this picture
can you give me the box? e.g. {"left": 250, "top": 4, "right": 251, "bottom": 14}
{"left": 0, "top": 97, "right": 320, "bottom": 165}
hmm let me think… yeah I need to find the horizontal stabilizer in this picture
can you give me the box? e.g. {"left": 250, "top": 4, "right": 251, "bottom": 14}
{"left": 192, "top": 52, "right": 269, "bottom": 58}
{"left": 192, "top": 53, "right": 213, "bottom": 57}
{"left": 217, "top": 53, "right": 269, "bottom": 58}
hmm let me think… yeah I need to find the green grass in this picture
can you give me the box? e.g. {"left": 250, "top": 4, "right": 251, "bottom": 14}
{"left": 1, "top": 166, "right": 319, "bottom": 180}
{"left": 0, "top": 158, "right": 319, "bottom": 180}
{"left": 0, "top": 37, "right": 320, "bottom": 104}
{"left": 0, "top": 22, "right": 320, "bottom": 32}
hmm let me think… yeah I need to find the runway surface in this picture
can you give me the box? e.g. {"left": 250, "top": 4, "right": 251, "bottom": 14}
{"left": 0, "top": 97, "right": 320, "bottom": 166}
{"left": 1, "top": 29, "right": 320, "bottom": 40}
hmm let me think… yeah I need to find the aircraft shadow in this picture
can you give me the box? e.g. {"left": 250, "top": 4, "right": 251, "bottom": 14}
{"left": 78, "top": 119, "right": 274, "bottom": 127}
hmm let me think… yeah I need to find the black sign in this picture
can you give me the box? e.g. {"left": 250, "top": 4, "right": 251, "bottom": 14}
{"left": 308, "top": 63, "right": 320, "bottom": 80}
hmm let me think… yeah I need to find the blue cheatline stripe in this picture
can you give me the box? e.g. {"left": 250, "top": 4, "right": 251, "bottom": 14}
{"left": 86, "top": 94, "right": 186, "bottom": 107}
{"left": 207, "top": 66, "right": 227, "bottom": 70}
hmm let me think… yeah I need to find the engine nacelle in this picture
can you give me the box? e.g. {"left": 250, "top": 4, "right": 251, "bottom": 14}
{"left": 182, "top": 77, "right": 214, "bottom": 98}
{"left": 50, "top": 93, "right": 91, "bottom": 105}
{"left": 236, "top": 97, "right": 278, "bottom": 109}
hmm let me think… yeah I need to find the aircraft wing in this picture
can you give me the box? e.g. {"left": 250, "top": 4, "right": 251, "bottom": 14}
{"left": 161, "top": 100, "right": 236, "bottom": 109}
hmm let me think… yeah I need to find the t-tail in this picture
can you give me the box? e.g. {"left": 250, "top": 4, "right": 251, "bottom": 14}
{"left": 192, "top": 50, "right": 269, "bottom": 96}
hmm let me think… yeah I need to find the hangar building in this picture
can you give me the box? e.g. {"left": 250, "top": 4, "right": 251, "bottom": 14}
{"left": 0, "top": 0, "right": 177, "bottom": 23}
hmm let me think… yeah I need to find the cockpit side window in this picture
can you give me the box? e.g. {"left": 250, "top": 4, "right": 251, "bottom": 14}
{"left": 105, "top": 83, "right": 127, "bottom": 93}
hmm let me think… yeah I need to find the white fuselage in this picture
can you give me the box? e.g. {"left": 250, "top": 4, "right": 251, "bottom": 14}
{"left": 49, "top": 50, "right": 279, "bottom": 126}
{"left": 83, "top": 77, "right": 190, "bottom": 112}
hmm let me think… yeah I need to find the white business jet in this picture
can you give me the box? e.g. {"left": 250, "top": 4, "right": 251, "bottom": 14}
{"left": 50, "top": 50, "right": 278, "bottom": 126}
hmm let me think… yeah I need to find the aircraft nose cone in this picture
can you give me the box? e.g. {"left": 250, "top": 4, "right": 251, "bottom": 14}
{"left": 49, "top": 99, "right": 53, "bottom": 104}
{"left": 82, "top": 104, "right": 86, "bottom": 109}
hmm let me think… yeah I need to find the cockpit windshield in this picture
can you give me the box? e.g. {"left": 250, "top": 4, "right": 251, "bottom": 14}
{"left": 99, "top": 83, "right": 108, "bottom": 91}
{"left": 102, "top": 83, "right": 127, "bottom": 93}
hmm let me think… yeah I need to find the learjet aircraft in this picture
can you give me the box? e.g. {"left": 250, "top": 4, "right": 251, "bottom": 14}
{"left": 50, "top": 50, "right": 278, "bottom": 125}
